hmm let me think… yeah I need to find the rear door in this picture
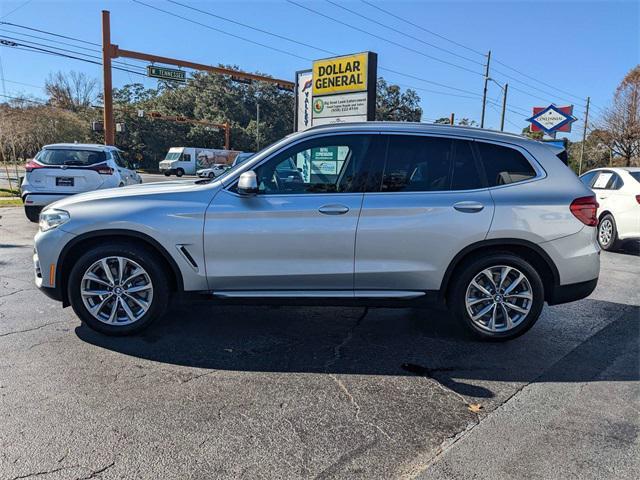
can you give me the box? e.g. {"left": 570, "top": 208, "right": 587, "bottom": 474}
{"left": 112, "top": 150, "right": 135, "bottom": 185}
{"left": 28, "top": 148, "right": 106, "bottom": 194}
{"left": 355, "top": 134, "right": 494, "bottom": 292}
{"left": 590, "top": 170, "right": 620, "bottom": 215}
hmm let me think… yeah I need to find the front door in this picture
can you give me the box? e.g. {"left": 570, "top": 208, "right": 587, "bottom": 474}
{"left": 203, "top": 133, "right": 383, "bottom": 292}
{"left": 355, "top": 134, "right": 495, "bottom": 292}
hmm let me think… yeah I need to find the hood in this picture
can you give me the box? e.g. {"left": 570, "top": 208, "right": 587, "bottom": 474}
{"left": 47, "top": 179, "right": 220, "bottom": 211}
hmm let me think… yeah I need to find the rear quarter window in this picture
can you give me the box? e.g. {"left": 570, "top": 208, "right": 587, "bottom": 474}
{"left": 476, "top": 142, "right": 537, "bottom": 187}
{"left": 629, "top": 172, "right": 640, "bottom": 183}
{"left": 37, "top": 149, "right": 106, "bottom": 166}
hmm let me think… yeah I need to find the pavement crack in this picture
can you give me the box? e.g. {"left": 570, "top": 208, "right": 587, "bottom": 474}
{"left": 0, "top": 288, "right": 34, "bottom": 299}
{"left": 76, "top": 460, "right": 116, "bottom": 480}
{"left": 179, "top": 370, "right": 217, "bottom": 384}
{"left": 0, "top": 321, "right": 69, "bottom": 339}
{"left": 324, "top": 307, "right": 368, "bottom": 371}
{"left": 10, "top": 465, "right": 80, "bottom": 480}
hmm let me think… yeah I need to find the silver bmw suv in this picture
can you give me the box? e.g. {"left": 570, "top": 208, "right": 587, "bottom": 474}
{"left": 33, "top": 123, "right": 600, "bottom": 340}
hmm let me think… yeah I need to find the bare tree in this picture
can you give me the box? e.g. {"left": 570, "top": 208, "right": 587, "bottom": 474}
{"left": 599, "top": 66, "right": 640, "bottom": 166}
{"left": 45, "top": 71, "right": 98, "bottom": 112}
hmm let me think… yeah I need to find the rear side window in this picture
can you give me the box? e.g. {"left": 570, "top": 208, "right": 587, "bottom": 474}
{"left": 476, "top": 142, "right": 536, "bottom": 186}
{"left": 36, "top": 149, "right": 106, "bottom": 166}
{"left": 381, "top": 136, "right": 484, "bottom": 192}
{"left": 579, "top": 171, "right": 598, "bottom": 187}
{"left": 629, "top": 172, "right": 640, "bottom": 183}
{"left": 592, "top": 171, "right": 623, "bottom": 190}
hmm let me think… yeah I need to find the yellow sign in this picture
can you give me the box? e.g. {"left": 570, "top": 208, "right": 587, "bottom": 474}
{"left": 312, "top": 53, "right": 368, "bottom": 95}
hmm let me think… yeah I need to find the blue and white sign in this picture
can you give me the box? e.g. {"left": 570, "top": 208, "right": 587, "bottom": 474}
{"left": 527, "top": 104, "right": 576, "bottom": 135}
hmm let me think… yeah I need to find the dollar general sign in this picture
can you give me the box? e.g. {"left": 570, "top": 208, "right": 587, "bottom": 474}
{"left": 312, "top": 53, "right": 369, "bottom": 95}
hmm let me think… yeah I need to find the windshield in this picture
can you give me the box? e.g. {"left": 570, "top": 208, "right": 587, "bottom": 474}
{"left": 36, "top": 148, "right": 106, "bottom": 166}
{"left": 164, "top": 152, "right": 181, "bottom": 161}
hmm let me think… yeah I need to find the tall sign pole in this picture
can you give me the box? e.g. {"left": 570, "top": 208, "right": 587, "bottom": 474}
{"left": 480, "top": 50, "right": 491, "bottom": 128}
{"left": 578, "top": 97, "right": 590, "bottom": 175}
{"left": 500, "top": 83, "right": 509, "bottom": 131}
{"left": 101, "top": 10, "right": 115, "bottom": 146}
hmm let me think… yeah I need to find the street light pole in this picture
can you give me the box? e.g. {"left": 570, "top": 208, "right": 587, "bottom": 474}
{"left": 578, "top": 96, "right": 590, "bottom": 175}
{"left": 256, "top": 102, "right": 260, "bottom": 151}
{"left": 101, "top": 10, "right": 115, "bottom": 146}
{"left": 500, "top": 83, "right": 509, "bottom": 131}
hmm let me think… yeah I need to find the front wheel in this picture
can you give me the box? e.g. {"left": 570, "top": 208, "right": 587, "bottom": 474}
{"left": 208, "top": 172, "right": 214, "bottom": 178}
{"left": 449, "top": 253, "right": 544, "bottom": 341}
{"left": 597, "top": 214, "right": 619, "bottom": 251}
{"left": 25, "top": 205, "right": 42, "bottom": 223}
{"left": 67, "top": 242, "right": 170, "bottom": 335}
{"left": 176, "top": 168, "right": 184, "bottom": 177}
{"left": 163, "top": 171, "right": 171, "bottom": 177}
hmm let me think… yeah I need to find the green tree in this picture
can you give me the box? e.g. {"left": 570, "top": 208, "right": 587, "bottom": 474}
{"left": 375, "top": 78, "right": 422, "bottom": 121}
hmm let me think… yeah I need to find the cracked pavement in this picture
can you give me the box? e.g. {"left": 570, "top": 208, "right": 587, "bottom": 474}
{"left": 0, "top": 206, "right": 638, "bottom": 479}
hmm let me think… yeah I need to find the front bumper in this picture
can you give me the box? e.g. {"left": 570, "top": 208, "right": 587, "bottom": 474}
{"left": 33, "top": 226, "right": 75, "bottom": 303}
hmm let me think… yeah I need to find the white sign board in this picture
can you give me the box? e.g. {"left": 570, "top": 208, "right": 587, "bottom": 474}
{"left": 312, "top": 92, "right": 368, "bottom": 119}
{"left": 593, "top": 172, "right": 613, "bottom": 189}
{"left": 295, "top": 70, "right": 313, "bottom": 132}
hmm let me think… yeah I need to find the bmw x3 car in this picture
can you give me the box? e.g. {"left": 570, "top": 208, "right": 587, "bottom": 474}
{"left": 21, "top": 143, "right": 142, "bottom": 222}
{"left": 33, "top": 123, "right": 600, "bottom": 340}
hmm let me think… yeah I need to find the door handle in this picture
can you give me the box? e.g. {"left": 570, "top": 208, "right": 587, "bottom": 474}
{"left": 318, "top": 204, "right": 350, "bottom": 215}
{"left": 453, "top": 201, "right": 484, "bottom": 213}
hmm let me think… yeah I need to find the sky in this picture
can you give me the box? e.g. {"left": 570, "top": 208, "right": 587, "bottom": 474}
{"left": 0, "top": 0, "right": 638, "bottom": 141}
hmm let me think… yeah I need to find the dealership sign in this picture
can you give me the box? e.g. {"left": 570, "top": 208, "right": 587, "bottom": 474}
{"left": 295, "top": 52, "right": 377, "bottom": 130}
{"left": 527, "top": 105, "right": 576, "bottom": 135}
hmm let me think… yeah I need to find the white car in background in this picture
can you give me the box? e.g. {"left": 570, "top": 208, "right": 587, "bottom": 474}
{"left": 21, "top": 143, "right": 142, "bottom": 222}
{"left": 196, "top": 163, "right": 228, "bottom": 178}
{"left": 579, "top": 167, "right": 640, "bottom": 250}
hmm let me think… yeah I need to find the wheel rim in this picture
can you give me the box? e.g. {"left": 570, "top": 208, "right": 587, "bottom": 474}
{"left": 465, "top": 265, "right": 533, "bottom": 333}
{"left": 80, "top": 256, "right": 153, "bottom": 326}
{"left": 599, "top": 219, "right": 613, "bottom": 245}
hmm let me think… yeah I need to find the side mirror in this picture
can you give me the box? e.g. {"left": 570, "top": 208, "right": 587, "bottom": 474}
{"left": 237, "top": 170, "right": 258, "bottom": 195}
{"left": 132, "top": 162, "right": 139, "bottom": 170}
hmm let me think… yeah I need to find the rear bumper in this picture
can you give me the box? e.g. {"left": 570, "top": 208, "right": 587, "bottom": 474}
{"left": 23, "top": 192, "right": 73, "bottom": 207}
{"left": 547, "top": 278, "right": 598, "bottom": 305}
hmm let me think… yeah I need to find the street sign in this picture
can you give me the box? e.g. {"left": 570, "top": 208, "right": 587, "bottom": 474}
{"left": 147, "top": 65, "right": 186, "bottom": 83}
{"left": 527, "top": 105, "right": 576, "bottom": 135}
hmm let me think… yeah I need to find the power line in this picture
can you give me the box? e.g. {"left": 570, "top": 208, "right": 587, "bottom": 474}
{"left": 2, "top": 78, "right": 43, "bottom": 89}
{"left": 287, "top": 0, "right": 484, "bottom": 77}
{"left": 360, "top": 0, "right": 486, "bottom": 57}
{"left": 133, "top": 0, "right": 486, "bottom": 99}
{"left": 0, "top": 20, "right": 100, "bottom": 46}
{"left": 324, "top": 0, "right": 484, "bottom": 67}
{"left": 0, "top": 0, "right": 33, "bottom": 20}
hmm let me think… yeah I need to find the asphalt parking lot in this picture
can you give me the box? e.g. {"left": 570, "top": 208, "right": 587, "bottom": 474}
{"left": 0, "top": 206, "right": 638, "bottom": 479}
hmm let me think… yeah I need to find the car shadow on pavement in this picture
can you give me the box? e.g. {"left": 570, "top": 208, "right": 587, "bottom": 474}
{"left": 75, "top": 298, "right": 639, "bottom": 399}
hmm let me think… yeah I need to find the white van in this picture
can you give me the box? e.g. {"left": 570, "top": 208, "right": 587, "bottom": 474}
{"left": 159, "top": 147, "right": 242, "bottom": 176}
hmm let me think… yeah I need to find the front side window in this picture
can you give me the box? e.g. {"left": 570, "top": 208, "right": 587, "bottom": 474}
{"left": 182, "top": 153, "right": 191, "bottom": 162}
{"left": 249, "top": 135, "right": 377, "bottom": 195}
{"left": 476, "top": 142, "right": 537, "bottom": 186}
{"left": 379, "top": 136, "right": 483, "bottom": 192}
{"left": 36, "top": 149, "right": 107, "bottom": 166}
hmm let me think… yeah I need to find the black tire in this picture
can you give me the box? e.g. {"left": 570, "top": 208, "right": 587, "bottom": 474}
{"left": 67, "top": 242, "right": 170, "bottom": 336}
{"left": 448, "top": 253, "right": 545, "bottom": 341}
{"left": 597, "top": 214, "right": 619, "bottom": 251}
{"left": 176, "top": 168, "right": 184, "bottom": 177}
{"left": 208, "top": 172, "right": 214, "bottom": 178}
{"left": 24, "top": 206, "right": 41, "bottom": 223}
{"left": 164, "top": 171, "right": 171, "bottom": 177}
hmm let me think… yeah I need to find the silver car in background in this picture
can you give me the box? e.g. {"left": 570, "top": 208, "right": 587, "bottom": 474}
{"left": 33, "top": 123, "right": 600, "bottom": 340}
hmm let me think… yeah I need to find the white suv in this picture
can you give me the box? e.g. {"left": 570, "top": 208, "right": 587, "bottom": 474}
{"left": 21, "top": 143, "right": 142, "bottom": 222}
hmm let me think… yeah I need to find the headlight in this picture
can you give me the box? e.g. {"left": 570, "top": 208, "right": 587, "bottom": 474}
{"left": 39, "top": 209, "right": 70, "bottom": 232}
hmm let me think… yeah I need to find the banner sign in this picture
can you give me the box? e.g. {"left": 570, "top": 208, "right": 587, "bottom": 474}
{"left": 527, "top": 105, "right": 576, "bottom": 134}
{"left": 294, "top": 70, "right": 313, "bottom": 132}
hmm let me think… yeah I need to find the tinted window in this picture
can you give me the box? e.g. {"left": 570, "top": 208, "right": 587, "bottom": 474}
{"left": 36, "top": 148, "right": 106, "bottom": 166}
{"left": 112, "top": 151, "right": 127, "bottom": 168}
{"left": 579, "top": 171, "right": 598, "bottom": 187}
{"left": 251, "top": 135, "right": 378, "bottom": 195}
{"left": 629, "top": 172, "right": 640, "bottom": 183}
{"left": 592, "top": 171, "right": 622, "bottom": 190}
{"left": 380, "top": 136, "right": 483, "bottom": 192}
{"left": 476, "top": 142, "right": 536, "bottom": 186}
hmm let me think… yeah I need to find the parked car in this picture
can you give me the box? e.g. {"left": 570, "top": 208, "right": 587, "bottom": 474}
{"left": 579, "top": 167, "right": 640, "bottom": 250}
{"left": 33, "top": 123, "right": 600, "bottom": 340}
{"left": 196, "top": 164, "right": 229, "bottom": 178}
{"left": 159, "top": 147, "right": 242, "bottom": 176}
{"left": 21, "top": 143, "right": 142, "bottom": 222}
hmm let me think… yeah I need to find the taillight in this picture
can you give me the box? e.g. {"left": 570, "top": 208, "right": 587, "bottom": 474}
{"left": 636, "top": 195, "right": 640, "bottom": 205}
{"left": 570, "top": 196, "right": 599, "bottom": 226}
{"left": 25, "top": 160, "right": 44, "bottom": 172}
{"left": 88, "top": 163, "right": 114, "bottom": 175}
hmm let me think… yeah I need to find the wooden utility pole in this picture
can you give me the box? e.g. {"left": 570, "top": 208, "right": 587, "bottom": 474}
{"left": 578, "top": 96, "right": 590, "bottom": 175}
{"left": 500, "top": 83, "right": 509, "bottom": 131}
{"left": 449, "top": 112, "right": 455, "bottom": 125}
{"left": 480, "top": 50, "right": 491, "bottom": 129}
{"left": 100, "top": 10, "right": 294, "bottom": 148}
{"left": 101, "top": 10, "right": 115, "bottom": 145}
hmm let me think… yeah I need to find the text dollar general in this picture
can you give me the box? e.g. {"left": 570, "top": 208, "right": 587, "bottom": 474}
{"left": 312, "top": 53, "right": 368, "bottom": 95}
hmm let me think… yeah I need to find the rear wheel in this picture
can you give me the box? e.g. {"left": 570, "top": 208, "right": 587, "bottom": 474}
{"left": 164, "top": 171, "right": 171, "bottom": 177}
{"left": 449, "top": 253, "right": 544, "bottom": 341}
{"left": 176, "top": 168, "right": 184, "bottom": 177}
{"left": 24, "top": 206, "right": 42, "bottom": 223}
{"left": 597, "top": 214, "right": 619, "bottom": 251}
{"left": 208, "top": 172, "right": 214, "bottom": 178}
{"left": 67, "top": 242, "right": 170, "bottom": 335}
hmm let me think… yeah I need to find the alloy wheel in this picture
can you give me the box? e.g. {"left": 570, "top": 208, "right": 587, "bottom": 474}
{"left": 465, "top": 265, "right": 533, "bottom": 333}
{"left": 599, "top": 219, "right": 613, "bottom": 246}
{"left": 80, "top": 256, "right": 153, "bottom": 326}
